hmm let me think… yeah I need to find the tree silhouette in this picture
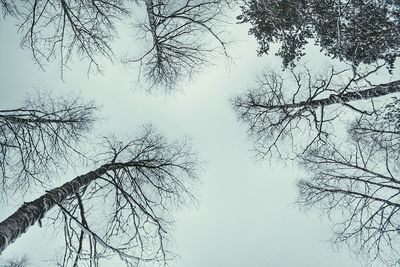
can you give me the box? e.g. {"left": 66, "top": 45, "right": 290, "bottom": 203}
{"left": 350, "top": 97, "right": 400, "bottom": 154}
{"left": 1, "top": 0, "right": 229, "bottom": 88}
{"left": 124, "top": 0, "right": 229, "bottom": 90}
{"left": 298, "top": 101, "right": 400, "bottom": 265}
{"left": 232, "top": 65, "right": 400, "bottom": 158}
{"left": 0, "top": 1, "right": 226, "bottom": 266}
{"left": 0, "top": 126, "right": 199, "bottom": 267}
{"left": 1, "top": 0, "right": 129, "bottom": 72}
{"left": 0, "top": 93, "right": 96, "bottom": 197}
{"left": 0, "top": 1, "right": 217, "bottom": 264}
{"left": 0, "top": 256, "right": 29, "bottom": 267}
{"left": 238, "top": 0, "right": 400, "bottom": 69}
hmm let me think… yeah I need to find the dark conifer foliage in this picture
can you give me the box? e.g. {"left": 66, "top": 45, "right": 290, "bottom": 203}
{"left": 238, "top": 0, "right": 400, "bottom": 69}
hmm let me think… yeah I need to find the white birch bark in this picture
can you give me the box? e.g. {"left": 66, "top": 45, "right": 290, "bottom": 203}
{"left": 0, "top": 164, "right": 112, "bottom": 254}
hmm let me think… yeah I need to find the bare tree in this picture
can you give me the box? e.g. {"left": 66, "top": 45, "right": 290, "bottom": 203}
{"left": 232, "top": 65, "right": 400, "bottom": 159}
{"left": 0, "top": 0, "right": 18, "bottom": 16}
{"left": 297, "top": 106, "right": 400, "bottom": 265}
{"left": 1, "top": 0, "right": 230, "bottom": 88}
{"left": 0, "top": 126, "right": 199, "bottom": 267}
{"left": 0, "top": 0, "right": 129, "bottom": 73}
{"left": 124, "top": 0, "right": 229, "bottom": 90}
{"left": 0, "top": 93, "right": 97, "bottom": 197}
{"left": 350, "top": 97, "right": 400, "bottom": 154}
{"left": 0, "top": 256, "right": 29, "bottom": 267}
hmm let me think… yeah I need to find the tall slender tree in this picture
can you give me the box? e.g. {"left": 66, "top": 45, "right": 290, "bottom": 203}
{"left": 232, "top": 65, "right": 400, "bottom": 158}
{"left": 0, "top": 126, "right": 199, "bottom": 267}
{"left": 125, "top": 0, "right": 229, "bottom": 90}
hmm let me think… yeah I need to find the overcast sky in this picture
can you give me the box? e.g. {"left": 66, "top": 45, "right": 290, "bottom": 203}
{"left": 0, "top": 8, "right": 389, "bottom": 267}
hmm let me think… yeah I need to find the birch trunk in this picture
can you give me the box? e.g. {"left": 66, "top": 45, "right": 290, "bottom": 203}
{"left": 143, "top": 0, "right": 162, "bottom": 60}
{"left": 0, "top": 164, "right": 113, "bottom": 254}
{"left": 266, "top": 80, "right": 400, "bottom": 110}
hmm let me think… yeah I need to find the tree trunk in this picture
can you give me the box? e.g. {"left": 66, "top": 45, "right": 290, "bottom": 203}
{"left": 0, "top": 164, "right": 113, "bottom": 254}
{"left": 143, "top": 0, "right": 162, "bottom": 60}
{"left": 268, "top": 80, "right": 400, "bottom": 110}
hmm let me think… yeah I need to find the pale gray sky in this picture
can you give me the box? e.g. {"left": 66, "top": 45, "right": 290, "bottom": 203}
{"left": 0, "top": 8, "right": 388, "bottom": 267}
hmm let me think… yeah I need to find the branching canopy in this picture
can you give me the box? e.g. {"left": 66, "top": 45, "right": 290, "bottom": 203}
{"left": 0, "top": 93, "right": 97, "bottom": 196}
{"left": 124, "top": 0, "right": 230, "bottom": 91}
{"left": 1, "top": 0, "right": 129, "bottom": 73}
{"left": 1, "top": 0, "right": 230, "bottom": 89}
{"left": 0, "top": 126, "right": 199, "bottom": 267}
{"left": 57, "top": 127, "right": 199, "bottom": 266}
{"left": 232, "top": 64, "right": 400, "bottom": 159}
{"left": 298, "top": 103, "right": 400, "bottom": 265}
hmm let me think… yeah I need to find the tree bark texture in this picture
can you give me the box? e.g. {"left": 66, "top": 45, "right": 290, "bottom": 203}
{"left": 269, "top": 80, "right": 400, "bottom": 110}
{"left": 0, "top": 164, "right": 112, "bottom": 254}
{"left": 143, "top": 0, "right": 162, "bottom": 59}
